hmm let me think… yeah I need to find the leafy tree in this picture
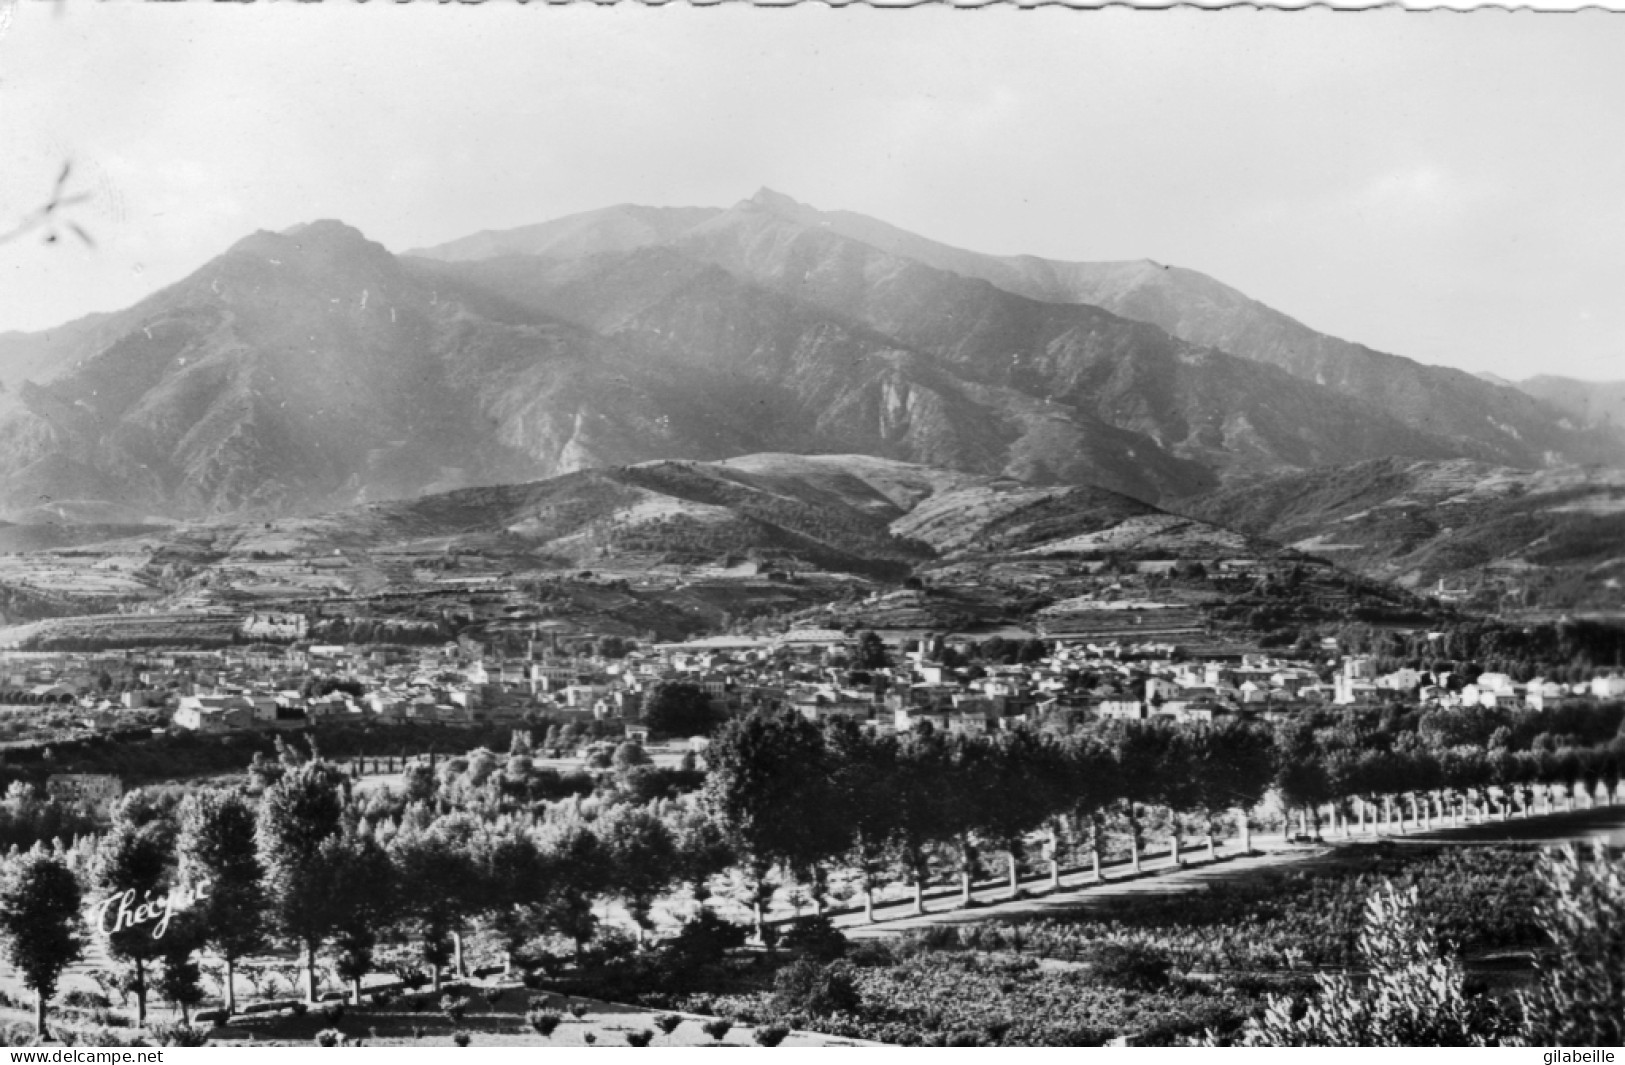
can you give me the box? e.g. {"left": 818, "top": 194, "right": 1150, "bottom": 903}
{"left": 156, "top": 914, "right": 206, "bottom": 1026}
{"left": 613, "top": 741, "right": 653, "bottom": 776}
{"left": 670, "top": 802, "right": 735, "bottom": 907}
{"left": 598, "top": 804, "right": 680, "bottom": 945}
{"left": 1274, "top": 722, "right": 1334, "bottom": 838}
{"left": 644, "top": 683, "right": 721, "bottom": 739}
{"left": 978, "top": 729, "right": 1066, "bottom": 897}
{"left": 324, "top": 830, "right": 394, "bottom": 1004}
{"left": 0, "top": 853, "right": 83, "bottom": 1038}
{"left": 940, "top": 734, "right": 998, "bottom": 905}
{"left": 823, "top": 720, "right": 900, "bottom": 921}
{"left": 888, "top": 728, "right": 954, "bottom": 915}
{"left": 702, "top": 712, "right": 848, "bottom": 935}
{"left": 473, "top": 826, "right": 549, "bottom": 970}
{"left": 177, "top": 789, "right": 267, "bottom": 1015}
{"left": 1188, "top": 722, "right": 1275, "bottom": 857}
{"left": 854, "top": 631, "right": 890, "bottom": 670}
{"left": 402, "top": 763, "right": 437, "bottom": 804}
{"left": 90, "top": 806, "right": 173, "bottom": 1025}
{"left": 389, "top": 814, "right": 479, "bottom": 990}
{"left": 536, "top": 815, "right": 609, "bottom": 960}
{"left": 1112, "top": 724, "right": 1178, "bottom": 872}
{"left": 257, "top": 760, "right": 346, "bottom": 1003}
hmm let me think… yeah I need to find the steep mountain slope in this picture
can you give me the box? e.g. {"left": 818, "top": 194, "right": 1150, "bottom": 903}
{"left": 423, "top": 228, "right": 1471, "bottom": 500}
{"left": 680, "top": 193, "right": 1625, "bottom": 470}
{"left": 0, "top": 222, "right": 759, "bottom": 518}
{"left": 417, "top": 189, "right": 1624, "bottom": 471}
{"left": 7, "top": 192, "right": 1613, "bottom": 525}
{"left": 1180, "top": 457, "right": 1625, "bottom": 609}
{"left": 413, "top": 246, "right": 1219, "bottom": 502}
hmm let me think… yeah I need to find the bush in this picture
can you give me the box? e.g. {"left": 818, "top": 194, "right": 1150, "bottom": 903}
{"left": 314, "top": 1029, "right": 343, "bottom": 1047}
{"left": 625, "top": 1029, "right": 654, "bottom": 1046}
{"left": 441, "top": 995, "right": 469, "bottom": 1023}
{"left": 1083, "top": 941, "right": 1174, "bottom": 991}
{"left": 667, "top": 910, "right": 748, "bottom": 967}
{"left": 781, "top": 914, "right": 848, "bottom": 962}
{"left": 846, "top": 938, "right": 898, "bottom": 968}
{"left": 701, "top": 1018, "right": 733, "bottom": 1042}
{"left": 772, "top": 959, "right": 861, "bottom": 1017}
{"left": 61, "top": 989, "right": 112, "bottom": 1011}
{"left": 150, "top": 1023, "right": 210, "bottom": 1047}
{"left": 654, "top": 1014, "right": 683, "bottom": 1036}
{"left": 452, "top": 1030, "right": 471, "bottom": 1047}
{"left": 526, "top": 1009, "right": 563, "bottom": 1037}
{"left": 754, "top": 1023, "right": 792, "bottom": 1047}
{"left": 0, "top": 1022, "right": 37, "bottom": 1047}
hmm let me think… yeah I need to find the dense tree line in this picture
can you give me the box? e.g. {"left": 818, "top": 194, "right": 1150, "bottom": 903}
{"left": 0, "top": 702, "right": 1621, "bottom": 1039}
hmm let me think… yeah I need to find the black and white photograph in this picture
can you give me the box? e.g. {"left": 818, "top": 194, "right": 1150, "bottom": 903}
{"left": 0, "top": 2, "right": 1623, "bottom": 1050}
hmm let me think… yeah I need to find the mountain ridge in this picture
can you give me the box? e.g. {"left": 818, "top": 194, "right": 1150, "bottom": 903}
{"left": 0, "top": 191, "right": 1619, "bottom": 526}
{"left": 414, "top": 188, "right": 1624, "bottom": 471}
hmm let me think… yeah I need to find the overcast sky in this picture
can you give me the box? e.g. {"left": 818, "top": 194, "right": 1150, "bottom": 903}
{"left": 2, "top": 5, "right": 1622, "bottom": 381}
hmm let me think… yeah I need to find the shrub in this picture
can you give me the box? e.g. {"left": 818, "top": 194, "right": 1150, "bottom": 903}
{"left": 441, "top": 995, "right": 469, "bottom": 1023}
{"left": 61, "top": 989, "right": 112, "bottom": 1011}
{"left": 526, "top": 1009, "right": 563, "bottom": 1037}
{"left": 1213, "top": 883, "right": 1515, "bottom": 1046}
{"left": 625, "top": 1029, "right": 654, "bottom": 1046}
{"left": 781, "top": 915, "right": 848, "bottom": 962}
{"left": 754, "top": 1023, "right": 792, "bottom": 1047}
{"left": 846, "top": 939, "right": 898, "bottom": 968}
{"left": 314, "top": 1029, "right": 343, "bottom": 1047}
{"left": 772, "top": 959, "right": 861, "bottom": 1017}
{"left": 289, "top": 1002, "right": 309, "bottom": 1017}
{"left": 567, "top": 1001, "right": 589, "bottom": 1020}
{"left": 653, "top": 1014, "right": 683, "bottom": 1035}
{"left": 150, "top": 1023, "right": 210, "bottom": 1047}
{"left": 452, "top": 1030, "right": 471, "bottom": 1047}
{"left": 1083, "top": 941, "right": 1174, "bottom": 992}
{"left": 701, "top": 1018, "right": 733, "bottom": 1042}
{"left": 1518, "top": 842, "right": 1625, "bottom": 1047}
{"left": 667, "top": 910, "right": 748, "bottom": 967}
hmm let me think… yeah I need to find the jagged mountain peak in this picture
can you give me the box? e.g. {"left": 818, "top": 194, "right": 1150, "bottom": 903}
{"left": 743, "top": 186, "right": 815, "bottom": 215}
{"left": 226, "top": 219, "right": 395, "bottom": 273}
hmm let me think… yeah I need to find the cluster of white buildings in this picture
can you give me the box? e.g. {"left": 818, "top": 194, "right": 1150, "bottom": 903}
{"left": 7, "top": 632, "right": 1625, "bottom": 742}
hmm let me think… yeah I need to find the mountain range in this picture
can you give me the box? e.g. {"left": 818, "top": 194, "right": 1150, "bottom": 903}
{"left": 0, "top": 188, "right": 1619, "bottom": 543}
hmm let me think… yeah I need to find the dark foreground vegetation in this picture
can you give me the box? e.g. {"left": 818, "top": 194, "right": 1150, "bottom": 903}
{"left": 0, "top": 703, "right": 1622, "bottom": 1045}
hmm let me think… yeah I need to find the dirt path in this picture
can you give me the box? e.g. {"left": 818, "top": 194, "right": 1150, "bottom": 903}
{"left": 833, "top": 842, "right": 1318, "bottom": 940}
